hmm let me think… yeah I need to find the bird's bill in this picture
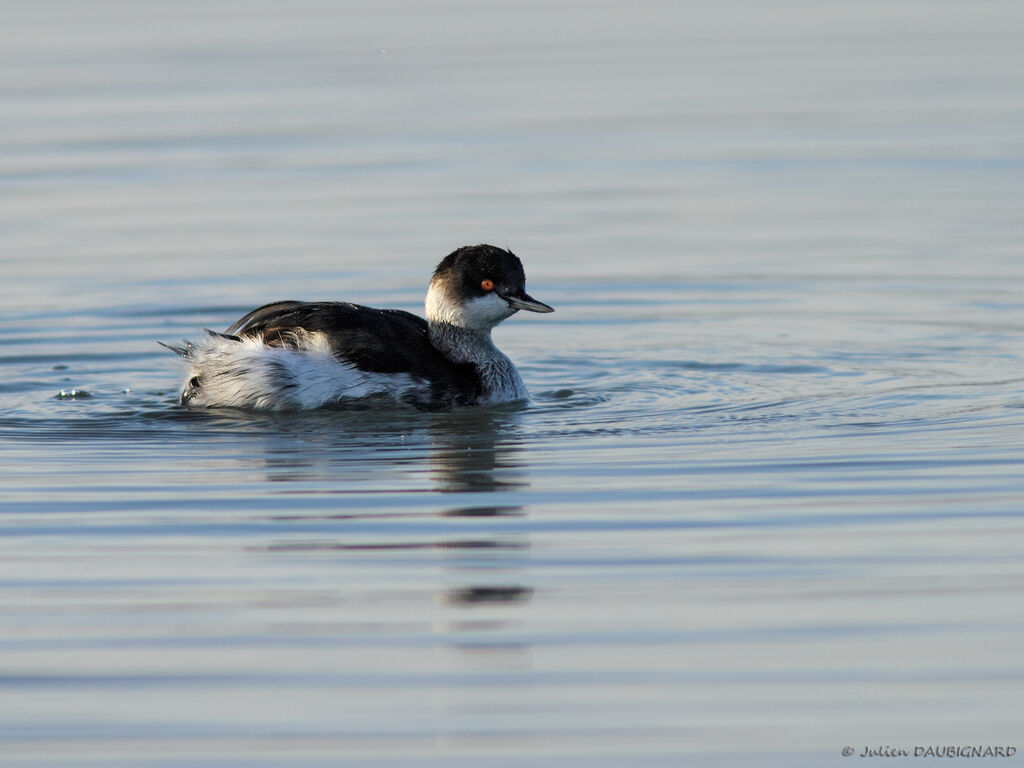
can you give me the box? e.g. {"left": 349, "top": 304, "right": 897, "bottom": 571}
{"left": 503, "top": 292, "right": 554, "bottom": 313}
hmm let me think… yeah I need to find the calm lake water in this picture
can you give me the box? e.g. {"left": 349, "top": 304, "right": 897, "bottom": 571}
{"left": 2, "top": 1, "right": 1024, "bottom": 766}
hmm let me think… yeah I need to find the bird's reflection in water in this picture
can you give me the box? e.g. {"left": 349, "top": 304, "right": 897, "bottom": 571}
{"left": 255, "top": 407, "right": 535, "bottom": 628}
{"left": 428, "top": 409, "right": 533, "bottom": 617}
{"left": 426, "top": 408, "right": 528, "bottom": 493}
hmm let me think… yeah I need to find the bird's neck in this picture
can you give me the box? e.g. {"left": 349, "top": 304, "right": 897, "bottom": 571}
{"left": 428, "top": 322, "right": 527, "bottom": 403}
{"left": 428, "top": 322, "right": 500, "bottom": 364}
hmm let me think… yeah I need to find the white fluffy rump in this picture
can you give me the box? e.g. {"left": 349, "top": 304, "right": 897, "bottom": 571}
{"left": 180, "top": 331, "right": 422, "bottom": 410}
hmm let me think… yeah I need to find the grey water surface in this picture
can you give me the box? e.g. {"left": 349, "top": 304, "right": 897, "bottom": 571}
{"left": 2, "top": 1, "right": 1024, "bottom": 766}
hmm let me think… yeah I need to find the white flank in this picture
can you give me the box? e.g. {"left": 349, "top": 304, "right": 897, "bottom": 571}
{"left": 179, "top": 331, "right": 423, "bottom": 410}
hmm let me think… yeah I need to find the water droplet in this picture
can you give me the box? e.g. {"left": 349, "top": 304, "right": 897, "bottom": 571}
{"left": 56, "top": 389, "right": 91, "bottom": 399}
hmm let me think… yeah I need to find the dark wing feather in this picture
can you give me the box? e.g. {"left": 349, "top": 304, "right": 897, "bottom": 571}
{"left": 225, "top": 301, "right": 308, "bottom": 335}
{"left": 227, "top": 301, "right": 481, "bottom": 403}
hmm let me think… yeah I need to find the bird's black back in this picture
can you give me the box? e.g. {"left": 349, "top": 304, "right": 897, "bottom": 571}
{"left": 225, "top": 301, "right": 483, "bottom": 406}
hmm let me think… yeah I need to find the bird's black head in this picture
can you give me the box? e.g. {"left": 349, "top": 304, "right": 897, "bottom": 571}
{"left": 426, "top": 244, "right": 553, "bottom": 329}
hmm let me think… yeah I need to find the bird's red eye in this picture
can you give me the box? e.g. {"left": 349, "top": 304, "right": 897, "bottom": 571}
{"left": 481, "top": 279, "right": 494, "bottom": 291}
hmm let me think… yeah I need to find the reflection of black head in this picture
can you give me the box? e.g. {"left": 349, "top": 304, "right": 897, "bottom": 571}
{"left": 444, "top": 585, "right": 534, "bottom": 605}
{"left": 442, "top": 506, "right": 522, "bottom": 517}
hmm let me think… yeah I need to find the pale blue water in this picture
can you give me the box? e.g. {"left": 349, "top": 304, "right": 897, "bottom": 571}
{"left": 2, "top": 2, "right": 1024, "bottom": 766}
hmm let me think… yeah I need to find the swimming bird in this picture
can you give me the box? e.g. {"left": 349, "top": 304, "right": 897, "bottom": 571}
{"left": 162, "top": 244, "right": 554, "bottom": 410}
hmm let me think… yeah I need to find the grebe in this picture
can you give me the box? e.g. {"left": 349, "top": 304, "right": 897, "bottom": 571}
{"left": 162, "top": 244, "right": 554, "bottom": 410}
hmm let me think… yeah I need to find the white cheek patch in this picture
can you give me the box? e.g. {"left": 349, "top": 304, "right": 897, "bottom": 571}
{"left": 459, "top": 293, "right": 516, "bottom": 328}
{"left": 425, "top": 282, "right": 514, "bottom": 329}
